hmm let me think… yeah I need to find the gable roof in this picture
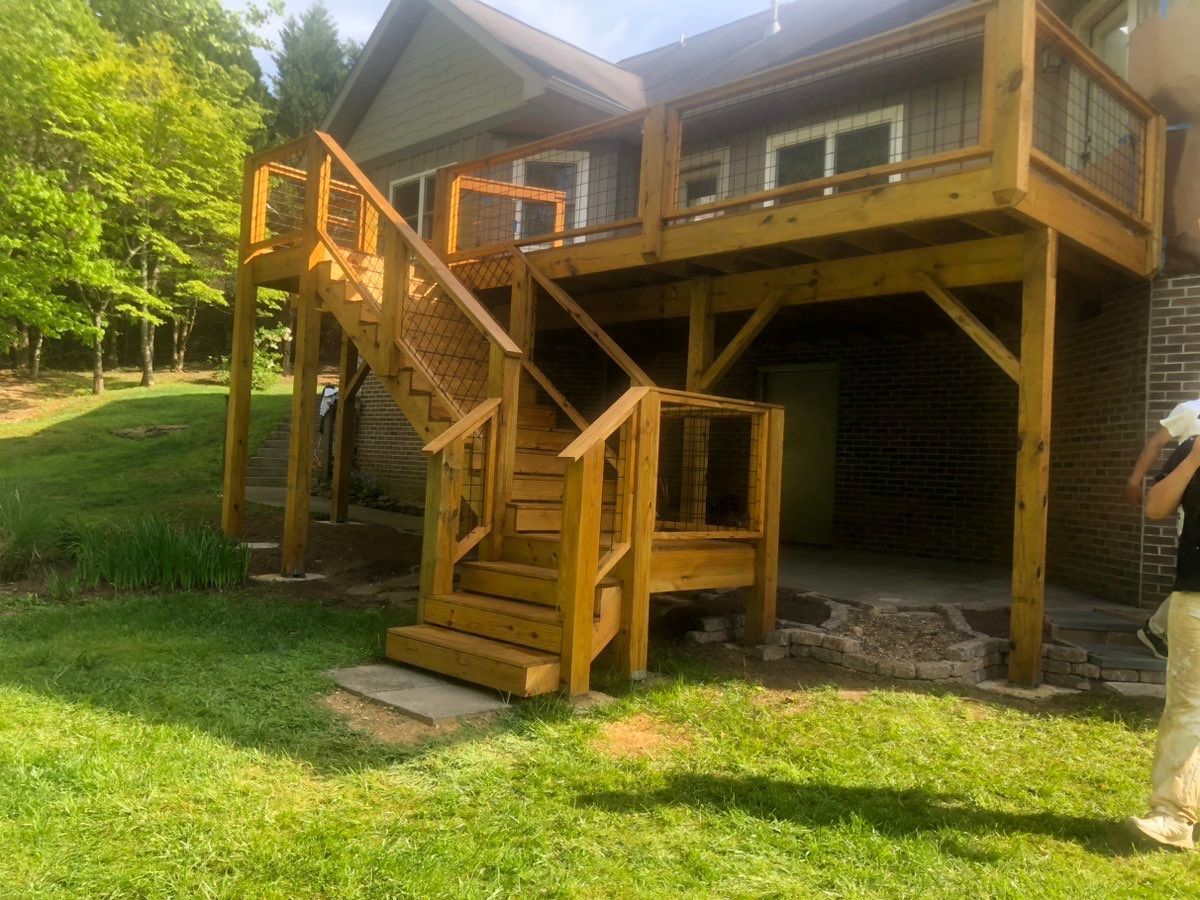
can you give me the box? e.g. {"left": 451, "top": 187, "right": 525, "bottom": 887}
{"left": 326, "top": 0, "right": 971, "bottom": 146}
{"left": 324, "top": 0, "right": 644, "bottom": 141}
{"left": 622, "top": 0, "right": 969, "bottom": 104}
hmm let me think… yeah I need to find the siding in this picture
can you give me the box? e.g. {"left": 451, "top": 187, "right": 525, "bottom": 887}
{"left": 345, "top": 8, "right": 527, "bottom": 163}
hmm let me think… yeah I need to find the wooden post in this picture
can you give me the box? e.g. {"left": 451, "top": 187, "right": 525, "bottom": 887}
{"left": 221, "top": 158, "right": 265, "bottom": 538}
{"left": 681, "top": 278, "right": 714, "bottom": 524}
{"left": 1008, "top": 227, "right": 1057, "bottom": 686}
{"left": 330, "top": 335, "right": 358, "bottom": 523}
{"left": 990, "top": 0, "right": 1036, "bottom": 205}
{"left": 747, "top": 407, "right": 784, "bottom": 646}
{"left": 484, "top": 342, "right": 521, "bottom": 559}
{"left": 280, "top": 272, "right": 321, "bottom": 576}
{"left": 638, "top": 105, "right": 681, "bottom": 262}
{"left": 431, "top": 166, "right": 456, "bottom": 256}
{"left": 559, "top": 446, "right": 604, "bottom": 695}
{"left": 280, "top": 136, "right": 330, "bottom": 576}
{"left": 615, "top": 392, "right": 660, "bottom": 679}
{"left": 381, "top": 227, "right": 406, "bottom": 373}
{"left": 419, "top": 441, "right": 463, "bottom": 619}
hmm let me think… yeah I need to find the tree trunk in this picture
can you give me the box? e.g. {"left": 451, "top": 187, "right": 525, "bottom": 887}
{"left": 92, "top": 311, "right": 105, "bottom": 395}
{"left": 139, "top": 308, "right": 155, "bottom": 387}
{"left": 28, "top": 328, "right": 42, "bottom": 381}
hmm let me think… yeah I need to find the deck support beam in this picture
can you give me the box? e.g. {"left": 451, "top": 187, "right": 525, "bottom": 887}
{"left": 280, "top": 271, "right": 322, "bottom": 576}
{"left": 699, "top": 290, "right": 786, "bottom": 392}
{"left": 681, "top": 279, "right": 715, "bottom": 525}
{"left": 221, "top": 264, "right": 257, "bottom": 537}
{"left": 330, "top": 336, "right": 365, "bottom": 524}
{"left": 1008, "top": 227, "right": 1057, "bottom": 686}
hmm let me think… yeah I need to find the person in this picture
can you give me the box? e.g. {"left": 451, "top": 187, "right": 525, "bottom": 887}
{"left": 1126, "top": 398, "right": 1200, "bottom": 660}
{"left": 1127, "top": 434, "right": 1200, "bottom": 850}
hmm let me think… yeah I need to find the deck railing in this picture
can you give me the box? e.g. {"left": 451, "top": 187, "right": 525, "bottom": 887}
{"left": 1032, "top": 7, "right": 1158, "bottom": 229}
{"left": 555, "top": 387, "right": 782, "bottom": 692}
{"left": 433, "top": 0, "right": 1160, "bottom": 277}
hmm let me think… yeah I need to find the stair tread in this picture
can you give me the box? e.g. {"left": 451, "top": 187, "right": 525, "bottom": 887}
{"left": 432, "top": 591, "right": 561, "bottom": 624}
{"left": 388, "top": 624, "right": 557, "bottom": 667}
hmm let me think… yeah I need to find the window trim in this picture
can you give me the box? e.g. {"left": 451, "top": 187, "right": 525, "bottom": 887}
{"left": 388, "top": 167, "right": 443, "bottom": 240}
{"left": 678, "top": 147, "right": 732, "bottom": 208}
{"left": 764, "top": 106, "right": 906, "bottom": 196}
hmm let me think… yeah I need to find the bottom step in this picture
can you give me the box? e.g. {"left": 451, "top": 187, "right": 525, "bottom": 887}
{"left": 385, "top": 624, "right": 560, "bottom": 697}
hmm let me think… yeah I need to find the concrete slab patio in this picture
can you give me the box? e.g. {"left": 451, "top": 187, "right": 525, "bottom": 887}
{"left": 328, "top": 663, "right": 509, "bottom": 725}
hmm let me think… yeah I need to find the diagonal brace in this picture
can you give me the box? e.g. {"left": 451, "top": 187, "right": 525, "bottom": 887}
{"left": 916, "top": 271, "right": 1020, "bottom": 383}
{"left": 699, "top": 290, "right": 786, "bottom": 392}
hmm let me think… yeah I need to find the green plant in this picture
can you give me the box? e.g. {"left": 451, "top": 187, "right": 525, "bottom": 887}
{"left": 64, "top": 519, "right": 250, "bottom": 591}
{"left": 214, "top": 325, "right": 285, "bottom": 391}
{"left": 0, "top": 485, "right": 58, "bottom": 580}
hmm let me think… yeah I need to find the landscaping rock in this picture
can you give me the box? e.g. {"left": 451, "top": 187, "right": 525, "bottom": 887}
{"left": 1100, "top": 668, "right": 1141, "bottom": 683}
{"left": 1044, "top": 645, "right": 1088, "bottom": 664}
{"left": 1044, "top": 673, "right": 1091, "bottom": 691}
{"left": 877, "top": 659, "right": 917, "bottom": 679}
{"left": 944, "top": 639, "right": 988, "bottom": 661}
{"left": 843, "top": 653, "right": 878, "bottom": 674}
{"left": 790, "top": 629, "right": 824, "bottom": 647}
{"left": 790, "top": 644, "right": 811, "bottom": 658}
{"left": 1073, "top": 663, "right": 1101, "bottom": 679}
{"left": 685, "top": 630, "right": 728, "bottom": 645}
{"left": 821, "top": 635, "right": 861, "bottom": 654}
{"left": 1042, "top": 658, "right": 1074, "bottom": 675}
{"left": 756, "top": 644, "right": 789, "bottom": 662}
{"left": 810, "top": 647, "right": 842, "bottom": 665}
{"left": 1103, "top": 681, "right": 1166, "bottom": 700}
{"left": 1140, "top": 670, "right": 1167, "bottom": 685}
{"left": 915, "top": 660, "right": 953, "bottom": 680}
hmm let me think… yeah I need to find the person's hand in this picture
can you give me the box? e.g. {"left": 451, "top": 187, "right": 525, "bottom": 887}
{"left": 1124, "top": 478, "right": 1144, "bottom": 507}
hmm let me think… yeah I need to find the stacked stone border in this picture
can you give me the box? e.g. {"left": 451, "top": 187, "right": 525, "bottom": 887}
{"left": 684, "top": 594, "right": 1159, "bottom": 691}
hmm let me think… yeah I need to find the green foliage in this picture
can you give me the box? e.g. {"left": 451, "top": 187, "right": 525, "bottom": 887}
{"left": 0, "top": 486, "right": 58, "bottom": 580}
{"left": 270, "top": 1, "right": 357, "bottom": 140}
{"left": 215, "top": 325, "right": 285, "bottom": 391}
{"left": 64, "top": 519, "right": 250, "bottom": 591}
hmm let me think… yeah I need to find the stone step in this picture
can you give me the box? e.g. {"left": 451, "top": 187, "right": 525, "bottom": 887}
{"left": 1080, "top": 643, "right": 1166, "bottom": 683}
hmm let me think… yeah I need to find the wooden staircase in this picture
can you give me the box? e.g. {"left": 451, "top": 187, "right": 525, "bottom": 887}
{"left": 226, "top": 131, "right": 784, "bottom": 700}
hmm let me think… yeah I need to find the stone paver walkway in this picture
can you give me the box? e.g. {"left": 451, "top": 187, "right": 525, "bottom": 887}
{"left": 328, "top": 663, "right": 508, "bottom": 725}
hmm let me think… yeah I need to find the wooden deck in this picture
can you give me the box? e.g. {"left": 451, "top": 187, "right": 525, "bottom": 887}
{"left": 224, "top": 0, "right": 1165, "bottom": 692}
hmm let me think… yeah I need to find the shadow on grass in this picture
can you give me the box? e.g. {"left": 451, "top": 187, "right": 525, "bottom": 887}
{"left": 0, "top": 592, "right": 486, "bottom": 775}
{"left": 578, "top": 772, "right": 1146, "bottom": 858}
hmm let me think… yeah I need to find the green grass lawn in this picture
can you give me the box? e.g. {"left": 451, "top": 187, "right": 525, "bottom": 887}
{"left": 0, "top": 371, "right": 290, "bottom": 522}
{"left": 0, "top": 372, "right": 1195, "bottom": 896}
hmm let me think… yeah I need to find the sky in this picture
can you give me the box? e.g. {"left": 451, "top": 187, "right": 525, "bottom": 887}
{"left": 227, "top": 0, "right": 777, "bottom": 80}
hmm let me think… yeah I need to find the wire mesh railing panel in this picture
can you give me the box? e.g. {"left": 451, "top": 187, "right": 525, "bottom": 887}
{"left": 450, "top": 249, "right": 515, "bottom": 293}
{"left": 448, "top": 120, "right": 645, "bottom": 254}
{"left": 458, "top": 415, "right": 493, "bottom": 545}
{"left": 1033, "top": 31, "right": 1148, "bottom": 217}
{"left": 258, "top": 150, "right": 309, "bottom": 245}
{"left": 403, "top": 262, "right": 493, "bottom": 411}
{"left": 671, "top": 22, "right": 985, "bottom": 221}
{"left": 655, "top": 404, "right": 761, "bottom": 534}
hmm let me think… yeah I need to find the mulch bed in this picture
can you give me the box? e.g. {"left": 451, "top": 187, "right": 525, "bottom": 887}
{"left": 829, "top": 609, "right": 974, "bottom": 662}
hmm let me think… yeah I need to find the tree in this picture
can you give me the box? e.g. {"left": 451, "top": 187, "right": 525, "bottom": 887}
{"left": 271, "top": 2, "right": 357, "bottom": 141}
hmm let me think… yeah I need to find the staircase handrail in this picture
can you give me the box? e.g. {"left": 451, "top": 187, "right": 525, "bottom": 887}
{"left": 312, "top": 131, "right": 521, "bottom": 361}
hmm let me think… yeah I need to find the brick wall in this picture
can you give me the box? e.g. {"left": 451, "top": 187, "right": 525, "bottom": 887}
{"left": 1047, "top": 284, "right": 1149, "bottom": 605}
{"left": 1141, "top": 274, "right": 1200, "bottom": 604}
{"left": 352, "top": 374, "right": 428, "bottom": 505}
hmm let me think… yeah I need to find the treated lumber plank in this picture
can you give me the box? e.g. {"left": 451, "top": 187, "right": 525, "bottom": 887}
{"left": 558, "top": 447, "right": 605, "bottom": 695}
{"left": 385, "top": 625, "right": 559, "bottom": 696}
{"left": 648, "top": 541, "right": 756, "bottom": 593}
{"left": 699, "top": 291, "right": 786, "bottom": 392}
{"left": 747, "top": 407, "right": 784, "bottom": 646}
{"left": 1008, "top": 227, "right": 1056, "bottom": 686}
{"left": 915, "top": 272, "right": 1019, "bottom": 382}
{"left": 423, "top": 594, "right": 562, "bottom": 653}
{"left": 614, "top": 391, "right": 659, "bottom": 678}
{"left": 990, "top": 0, "right": 1036, "bottom": 204}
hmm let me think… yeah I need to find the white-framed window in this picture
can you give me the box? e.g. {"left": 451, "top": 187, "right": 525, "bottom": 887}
{"left": 389, "top": 168, "right": 442, "bottom": 240}
{"left": 512, "top": 150, "right": 590, "bottom": 241}
{"left": 764, "top": 106, "right": 906, "bottom": 197}
{"left": 677, "top": 147, "right": 731, "bottom": 209}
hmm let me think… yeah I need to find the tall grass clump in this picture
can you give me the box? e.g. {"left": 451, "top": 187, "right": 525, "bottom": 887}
{"left": 65, "top": 519, "right": 250, "bottom": 591}
{"left": 0, "top": 485, "right": 58, "bottom": 580}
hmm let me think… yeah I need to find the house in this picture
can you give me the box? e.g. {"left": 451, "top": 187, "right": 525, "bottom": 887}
{"left": 222, "top": 0, "right": 1181, "bottom": 695}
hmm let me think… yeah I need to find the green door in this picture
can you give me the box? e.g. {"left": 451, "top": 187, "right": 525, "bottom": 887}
{"left": 760, "top": 365, "right": 838, "bottom": 545}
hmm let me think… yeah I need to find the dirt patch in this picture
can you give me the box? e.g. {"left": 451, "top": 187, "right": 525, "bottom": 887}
{"left": 752, "top": 690, "right": 812, "bottom": 715}
{"left": 830, "top": 609, "right": 972, "bottom": 662}
{"left": 240, "top": 510, "right": 423, "bottom": 607}
{"left": 962, "top": 607, "right": 1011, "bottom": 639}
{"left": 322, "top": 690, "right": 462, "bottom": 745}
{"left": 591, "top": 713, "right": 690, "bottom": 759}
{"left": 112, "top": 424, "right": 188, "bottom": 440}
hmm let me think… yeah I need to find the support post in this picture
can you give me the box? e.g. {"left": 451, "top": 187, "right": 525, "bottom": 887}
{"left": 221, "top": 265, "right": 257, "bottom": 537}
{"left": 1008, "top": 227, "right": 1057, "bottom": 686}
{"left": 559, "top": 446, "right": 604, "bottom": 695}
{"left": 638, "top": 105, "right": 681, "bottom": 262}
{"left": 615, "top": 392, "right": 660, "bottom": 679}
{"left": 330, "top": 335, "right": 358, "bottom": 523}
{"left": 747, "top": 407, "right": 784, "bottom": 646}
{"left": 221, "top": 157, "right": 265, "bottom": 537}
{"left": 681, "top": 278, "right": 715, "bottom": 524}
{"left": 484, "top": 342, "right": 521, "bottom": 559}
{"left": 419, "top": 441, "right": 464, "bottom": 620}
{"left": 280, "top": 270, "right": 321, "bottom": 576}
